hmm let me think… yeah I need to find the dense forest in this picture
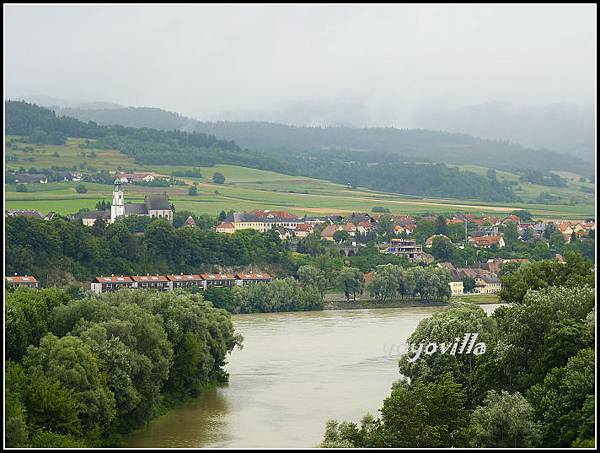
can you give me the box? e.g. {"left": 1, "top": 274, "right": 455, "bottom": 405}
{"left": 5, "top": 287, "right": 242, "bottom": 447}
{"left": 321, "top": 258, "right": 595, "bottom": 447}
{"left": 275, "top": 150, "right": 518, "bottom": 202}
{"left": 54, "top": 104, "right": 592, "bottom": 176}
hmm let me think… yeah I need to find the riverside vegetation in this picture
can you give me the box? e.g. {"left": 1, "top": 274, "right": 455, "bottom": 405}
{"left": 5, "top": 288, "right": 242, "bottom": 447}
{"left": 320, "top": 254, "right": 595, "bottom": 448}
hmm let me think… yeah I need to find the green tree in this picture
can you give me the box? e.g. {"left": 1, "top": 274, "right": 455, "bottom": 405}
{"left": 188, "top": 186, "right": 198, "bottom": 196}
{"left": 75, "top": 184, "right": 88, "bottom": 194}
{"left": 434, "top": 216, "right": 448, "bottom": 235}
{"left": 462, "top": 277, "right": 476, "bottom": 293}
{"left": 469, "top": 390, "right": 540, "bottom": 447}
{"left": 23, "top": 334, "right": 116, "bottom": 441}
{"left": 212, "top": 172, "right": 226, "bottom": 184}
{"left": 527, "top": 348, "right": 595, "bottom": 447}
{"left": 338, "top": 267, "right": 365, "bottom": 302}
{"left": 333, "top": 230, "right": 351, "bottom": 244}
{"left": 430, "top": 236, "right": 454, "bottom": 261}
{"left": 498, "top": 252, "right": 594, "bottom": 304}
{"left": 16, "top": 184, "right": 28, "bottom": 192}
{"left": 298, "top": 265, "right": 328, "bottom": 299}
{"left": 375, "top": 374, "right": 469, "bottom": 447}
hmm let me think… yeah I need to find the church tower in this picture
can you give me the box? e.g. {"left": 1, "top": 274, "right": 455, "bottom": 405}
{"left": 111, "top": 179, "right": 125, "bottom": 223}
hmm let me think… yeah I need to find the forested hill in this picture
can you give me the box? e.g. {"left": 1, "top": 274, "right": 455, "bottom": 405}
{"left": 56, "top": 105, "right": 592, "bottom": 177}
{"left": 0, "top": 101, "right": 531, "bottom": 202}
{"left": 5, "top": 101, "right": 295, "bottom": 174}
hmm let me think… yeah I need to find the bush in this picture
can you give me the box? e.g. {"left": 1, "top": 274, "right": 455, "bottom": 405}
{"left": 212, "top": 172, "right": 226, "bottom": 184}
{"left": 75, "top": 184, "right": 88, "bottom": 194}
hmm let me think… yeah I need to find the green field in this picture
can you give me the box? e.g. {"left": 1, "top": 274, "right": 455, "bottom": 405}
{"left": 5, "top": 138, "right": 596, "bottom": 219}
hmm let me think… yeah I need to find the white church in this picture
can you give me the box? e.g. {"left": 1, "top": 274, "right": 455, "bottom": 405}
{"left": 110, "top": 179, "right": 173, "bottom": 223}
{"left": 82, "top": 179, "right": 173, "bottom": 226}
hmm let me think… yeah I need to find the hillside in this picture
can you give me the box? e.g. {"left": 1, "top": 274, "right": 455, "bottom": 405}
{"left": 56, "top": 105, "right": 593, "bottom": 176}
{"left": 7, "top": 101, "right": 544, "bottom": 203}
{"left": 5, "top": 137, "right": 595, "bottom": 219}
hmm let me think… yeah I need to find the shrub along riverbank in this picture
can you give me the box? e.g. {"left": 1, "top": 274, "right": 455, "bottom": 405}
{"left": 5, "top": 287, "right": 242, "bottom": 448}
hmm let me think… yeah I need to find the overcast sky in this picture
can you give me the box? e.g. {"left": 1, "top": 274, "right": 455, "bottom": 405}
{"left": 4, "top": 4, "right": 597, "bottom": 125}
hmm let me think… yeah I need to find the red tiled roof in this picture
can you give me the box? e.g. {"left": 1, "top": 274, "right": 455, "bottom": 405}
{"left": 358, "top": 221, "right": 375, "bottom": 229}
{"left": 342, "top": 222, "right": 357, "bottom": 232}
{"left": 94, "top": 276, "right": 133, "bottom": 283}
{"left": 6, "top": 275, "right": 38, "bottom": 283}
{"left": 130, "top": 275, "right": 169, "bottom": 282}
{"left": 469, "top": 235, "right": 503, "bottom": 245}
{"left": 216, "top": 222, "right": 235, "bottom": 229}
{"left": 296, "top": 223, "right": 313, "bottom": 231}
{"left": 200, "top": 273, "right": 236, "bottom": 280}
{"left": 320, "top": 224, "right": 340, "bottom": 237}
{"left": 235, "top": 273, "right": 272, "bottom": 280}
{"left": 166, "top": 274, "right": 204, "bottom": 281}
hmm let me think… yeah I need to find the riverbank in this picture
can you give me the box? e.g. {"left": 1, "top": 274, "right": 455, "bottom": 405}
{"left": 322, "top": 293, "right": 499, "bottom": 310}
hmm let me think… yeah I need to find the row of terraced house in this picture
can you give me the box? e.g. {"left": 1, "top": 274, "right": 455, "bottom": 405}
{"left": 90, "top": 272, "right": 272, "bottom": 293}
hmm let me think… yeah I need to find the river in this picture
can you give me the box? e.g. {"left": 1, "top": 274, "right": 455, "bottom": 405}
{"left": 124, "top": 304, "right": 503, "bottom": 448}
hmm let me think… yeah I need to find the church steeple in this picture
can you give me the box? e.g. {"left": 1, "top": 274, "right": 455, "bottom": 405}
{"left": 111, "top": 179, "right": 125, "bottom": 223}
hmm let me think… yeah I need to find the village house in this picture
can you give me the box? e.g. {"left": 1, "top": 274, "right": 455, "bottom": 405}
{"left": 14, "top": 173, "right": 48, "bottom": 184}
{"left": 294, "top": 223, "right": 314, "bottom": 238}
{"left": 478, "top": 258, "right": 529, "bottom": 274}
{"left": 382, "top": 238, "right": 424, "bottom": 261}
{"left": 234, "top": 273, "right": 272, "bottom": 285}
{"left": 501, "top": 214, "right": 521, "bottom": 225}
{"left": 470, "top": 226, "right": 499, "bottom": 237}
{"left": 320, "top": 224, "right": 341, "bottom": 241}
{"left": 183, "top": 216, "right": 196, "bottom": 228}
{"left": 468, "top": 235, "right": 505, "bottom": 248}
{"left": 91, "top": 275, "right": 135, "bottom": 293}
{"left": 81, "top": 210, "right": 111, "bottom": 226}
{"left": 341, "top": 222, "right": 357, "bottom": 237}
{"left": 5, "top": 209, "right": 45, "bottom": 219}
{"left": 474, "top": 274, "right": 502, "bottom": 294}
{"left": 116, "top": 172, "right": 156, "bottom": 184}
{"left": 6, "top": 274, "right": 39, "bottom": 288}
{"left": 130, "top": 275, "right": 171, "bottom": 291}
{"left": 448, "top": 269, "right": 464, "bottom": 296}
{"left": 215, "top": 222, "right": 236, "bottom": 234}
{"left": 357, "top": 220, "right": 376, "bottom": 235}
{"left": 274, "top": 226, "right": 294, "bottom": 240}
{"left": 215, "top": 209, "right": 304, "bottom": 234}
{"left": 202, "top": 273, "right": 237, "bottom": 288}
{"left": 456, "top": 268, "right": 502, "bottom": 294}
{"left": 166, "top": 274, "right": 205, "bottom": 289}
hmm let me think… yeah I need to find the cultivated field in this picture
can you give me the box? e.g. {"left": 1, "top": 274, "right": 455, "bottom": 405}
{"left": 5, "top": 138, "right": 596, "bottom": 219}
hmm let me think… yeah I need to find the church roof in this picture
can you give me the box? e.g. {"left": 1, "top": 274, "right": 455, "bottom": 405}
{"left": 144, "top": 194, "right": 170, "bottom": 210}
{"left": 124, "top": 203, "right": 148, "bottom": 215}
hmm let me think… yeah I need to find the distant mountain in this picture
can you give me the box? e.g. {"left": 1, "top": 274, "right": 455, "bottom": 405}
{"left": 412, "top": 101, "right": 595, "bottom": 164}
{"left": 52, "top": 104, "right": 593, "bottom": 177}
{"left": 12, "top": 95, "right": 123, "bottom": 111}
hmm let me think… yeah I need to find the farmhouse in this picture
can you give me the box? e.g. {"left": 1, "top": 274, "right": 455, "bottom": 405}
{"left": 6, "top": 275, "right": 39, "bottom": 288}
{"left": 14, "top": 173, "right": 48, "bottom": 184}
{"left": 116, "top": 172, "right": 155, "bottom": 184}
{"left": 82, "top": 210, "right": 111, "bottom": 226}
